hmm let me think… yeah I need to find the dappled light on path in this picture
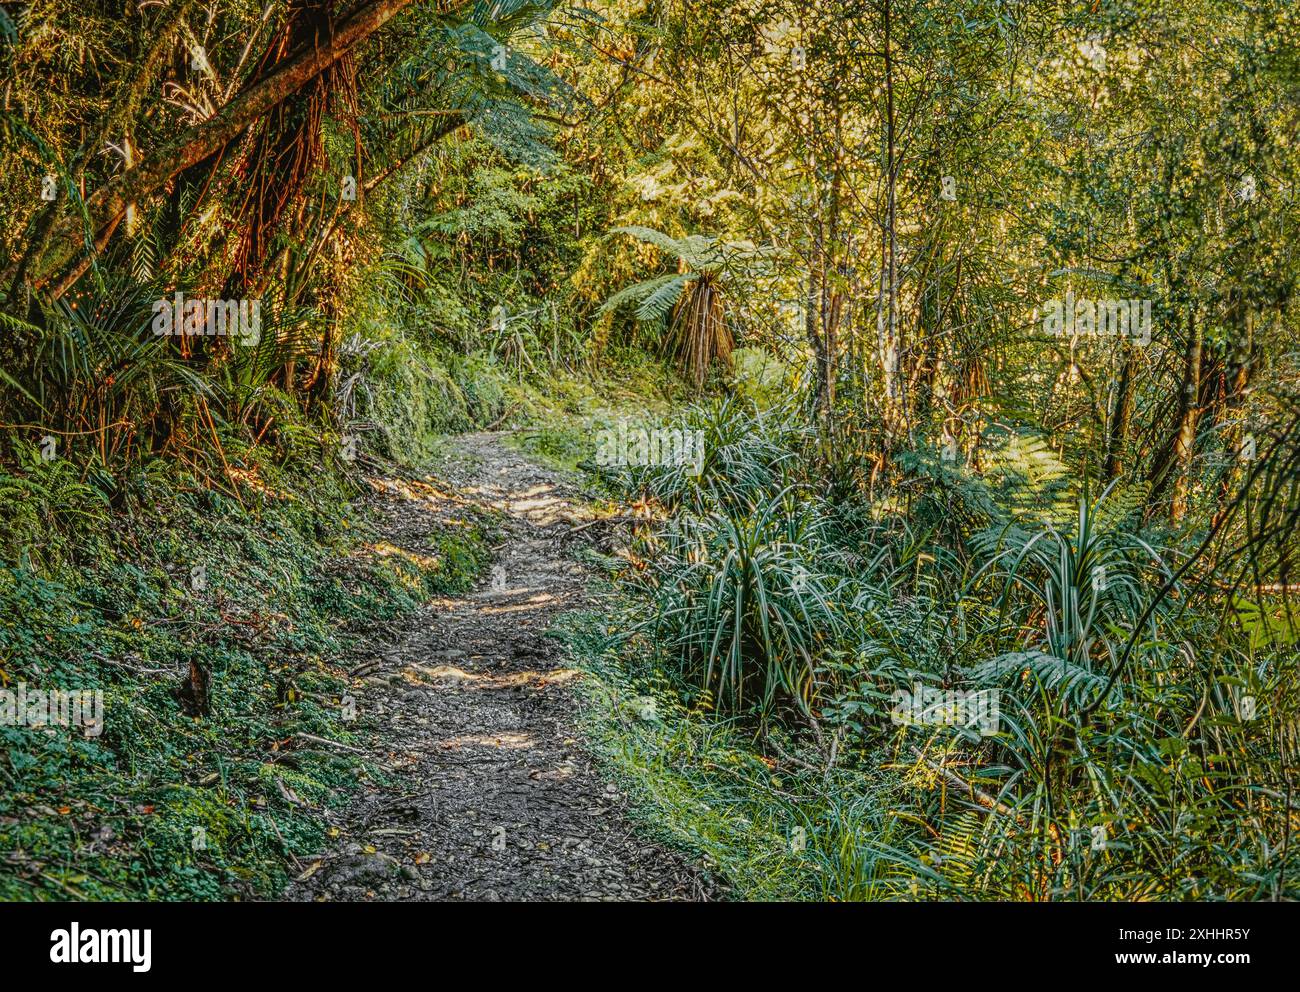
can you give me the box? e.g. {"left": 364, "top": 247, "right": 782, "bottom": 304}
{"left": 285, "top": 433, "right": 706, "bottom": 902}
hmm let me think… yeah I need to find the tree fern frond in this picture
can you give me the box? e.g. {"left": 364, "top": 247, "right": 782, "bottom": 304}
{"left": 598, "top": 272, "right": 682, "bottom": 316}
{"left": 610, "top": 225, "right": 691, "bottom": 259}
{"left": 635, "top": 272, "right": 694, "bottom": 322}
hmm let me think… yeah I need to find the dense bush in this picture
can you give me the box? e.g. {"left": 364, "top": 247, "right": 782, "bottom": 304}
{"left": 584, "top": 393, "right": 1300, "bottom": 900}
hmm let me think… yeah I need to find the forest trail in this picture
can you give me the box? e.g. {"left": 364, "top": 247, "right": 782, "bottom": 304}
{"left": 285, "top": 432, "right": 706, "bottom": 902}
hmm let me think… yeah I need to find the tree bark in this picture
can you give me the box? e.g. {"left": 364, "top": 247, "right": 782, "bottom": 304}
{"left": 1103, "top": 347, "right": 1136, "bottom": 480}
{"left": 24, "top": 0, "right": 443, "bottom": 298}
{"left": 1170, "top": 312, "right": 1204, "bottom": 521}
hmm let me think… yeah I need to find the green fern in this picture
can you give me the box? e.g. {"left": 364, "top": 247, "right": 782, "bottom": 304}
{"left": 970, "top": 650, "right": 1110, "bottom": 704}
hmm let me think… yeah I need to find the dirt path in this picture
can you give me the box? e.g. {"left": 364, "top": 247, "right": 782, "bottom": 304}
{"left": 286, "top": 432, "right": 705, "bottom": 902}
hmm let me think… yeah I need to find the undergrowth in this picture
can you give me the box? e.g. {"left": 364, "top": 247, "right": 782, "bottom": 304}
{"left": 0, "top": 449, "right": 491, "bottom": 900}
{"left": 558, "top": 395, "right": 1300, "bottom": 902}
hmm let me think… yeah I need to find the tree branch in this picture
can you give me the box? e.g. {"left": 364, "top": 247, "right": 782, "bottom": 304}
{"left": 28, "top": 0, "right": 463, "bottom": 298}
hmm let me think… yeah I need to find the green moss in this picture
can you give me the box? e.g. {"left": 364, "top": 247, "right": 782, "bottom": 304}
{"left": 0, "top": 452, "right": 492, "bottom": 901}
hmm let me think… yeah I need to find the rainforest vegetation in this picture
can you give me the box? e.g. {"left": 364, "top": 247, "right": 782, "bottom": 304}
{"left": 1, "top": 0, "right": 1299, "bottom": 902}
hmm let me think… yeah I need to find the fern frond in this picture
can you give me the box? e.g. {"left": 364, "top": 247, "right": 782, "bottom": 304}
{"left": 636, "top": 272, "right": 694, "bottom": 322}
{"left": 598, "top": 272, "right": 681, "bottom": 316}
{"left": 610, "top": 225, "right": 689, "bottom": 258}
{"left": 970, "top": 650, "right": 1110, "bottom": 703}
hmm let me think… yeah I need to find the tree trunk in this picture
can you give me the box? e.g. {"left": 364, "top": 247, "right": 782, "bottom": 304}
{"left": 1212, "top": 306, "right": 1256, "bottom": 526}
{"left": 1103, "top": 347, "right": 1136, "bottom": 480}
{"left": 877, "top": 0, "right": 905, "bottom": 446}
{"left": 23, "top": 0, "right": 437, "bottom": 298}
{"left": 1170, "top": 313, "right": 1204, "bottom": 521}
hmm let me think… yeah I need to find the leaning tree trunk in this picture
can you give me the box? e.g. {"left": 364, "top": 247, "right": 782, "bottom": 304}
{"left": 18, "top": 0, "right": 435, "bottom": 301}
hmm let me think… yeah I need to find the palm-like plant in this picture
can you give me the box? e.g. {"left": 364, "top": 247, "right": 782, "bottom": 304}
{"left": 631, "top": 487, "right": 843, "bottom": 716}
{"left": 0, "top": 277, "right": 213, "bottom": 465}
{"left": 622, "top": 394, "right": 811, "bottom": 515}
{"left": 970, "top": 483, "right": 1172, "bottom": 682}
{"left": 601, "top": 226, "right": 770, "bottom": 388}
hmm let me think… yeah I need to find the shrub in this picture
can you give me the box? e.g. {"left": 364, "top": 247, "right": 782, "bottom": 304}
{"left": 630, "top": 488, "right": 845, "bottom": 715}
{"left": 348, "top": 335, "right": 471, "bottom": 462}
{"left": 449, "top": 352, "right": 509, "bottom": 426}
{"left": 624, "top": 394, "right": 813, "bottom": 516}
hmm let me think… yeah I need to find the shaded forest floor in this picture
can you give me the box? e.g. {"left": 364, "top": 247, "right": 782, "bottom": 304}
{"left": 285, "top": 433, "right": 707, "bottom": 901}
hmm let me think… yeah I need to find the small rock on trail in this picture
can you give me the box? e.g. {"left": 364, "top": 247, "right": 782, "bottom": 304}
{"left": 284, "top": 432, "right": 707, "bottom": 902}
